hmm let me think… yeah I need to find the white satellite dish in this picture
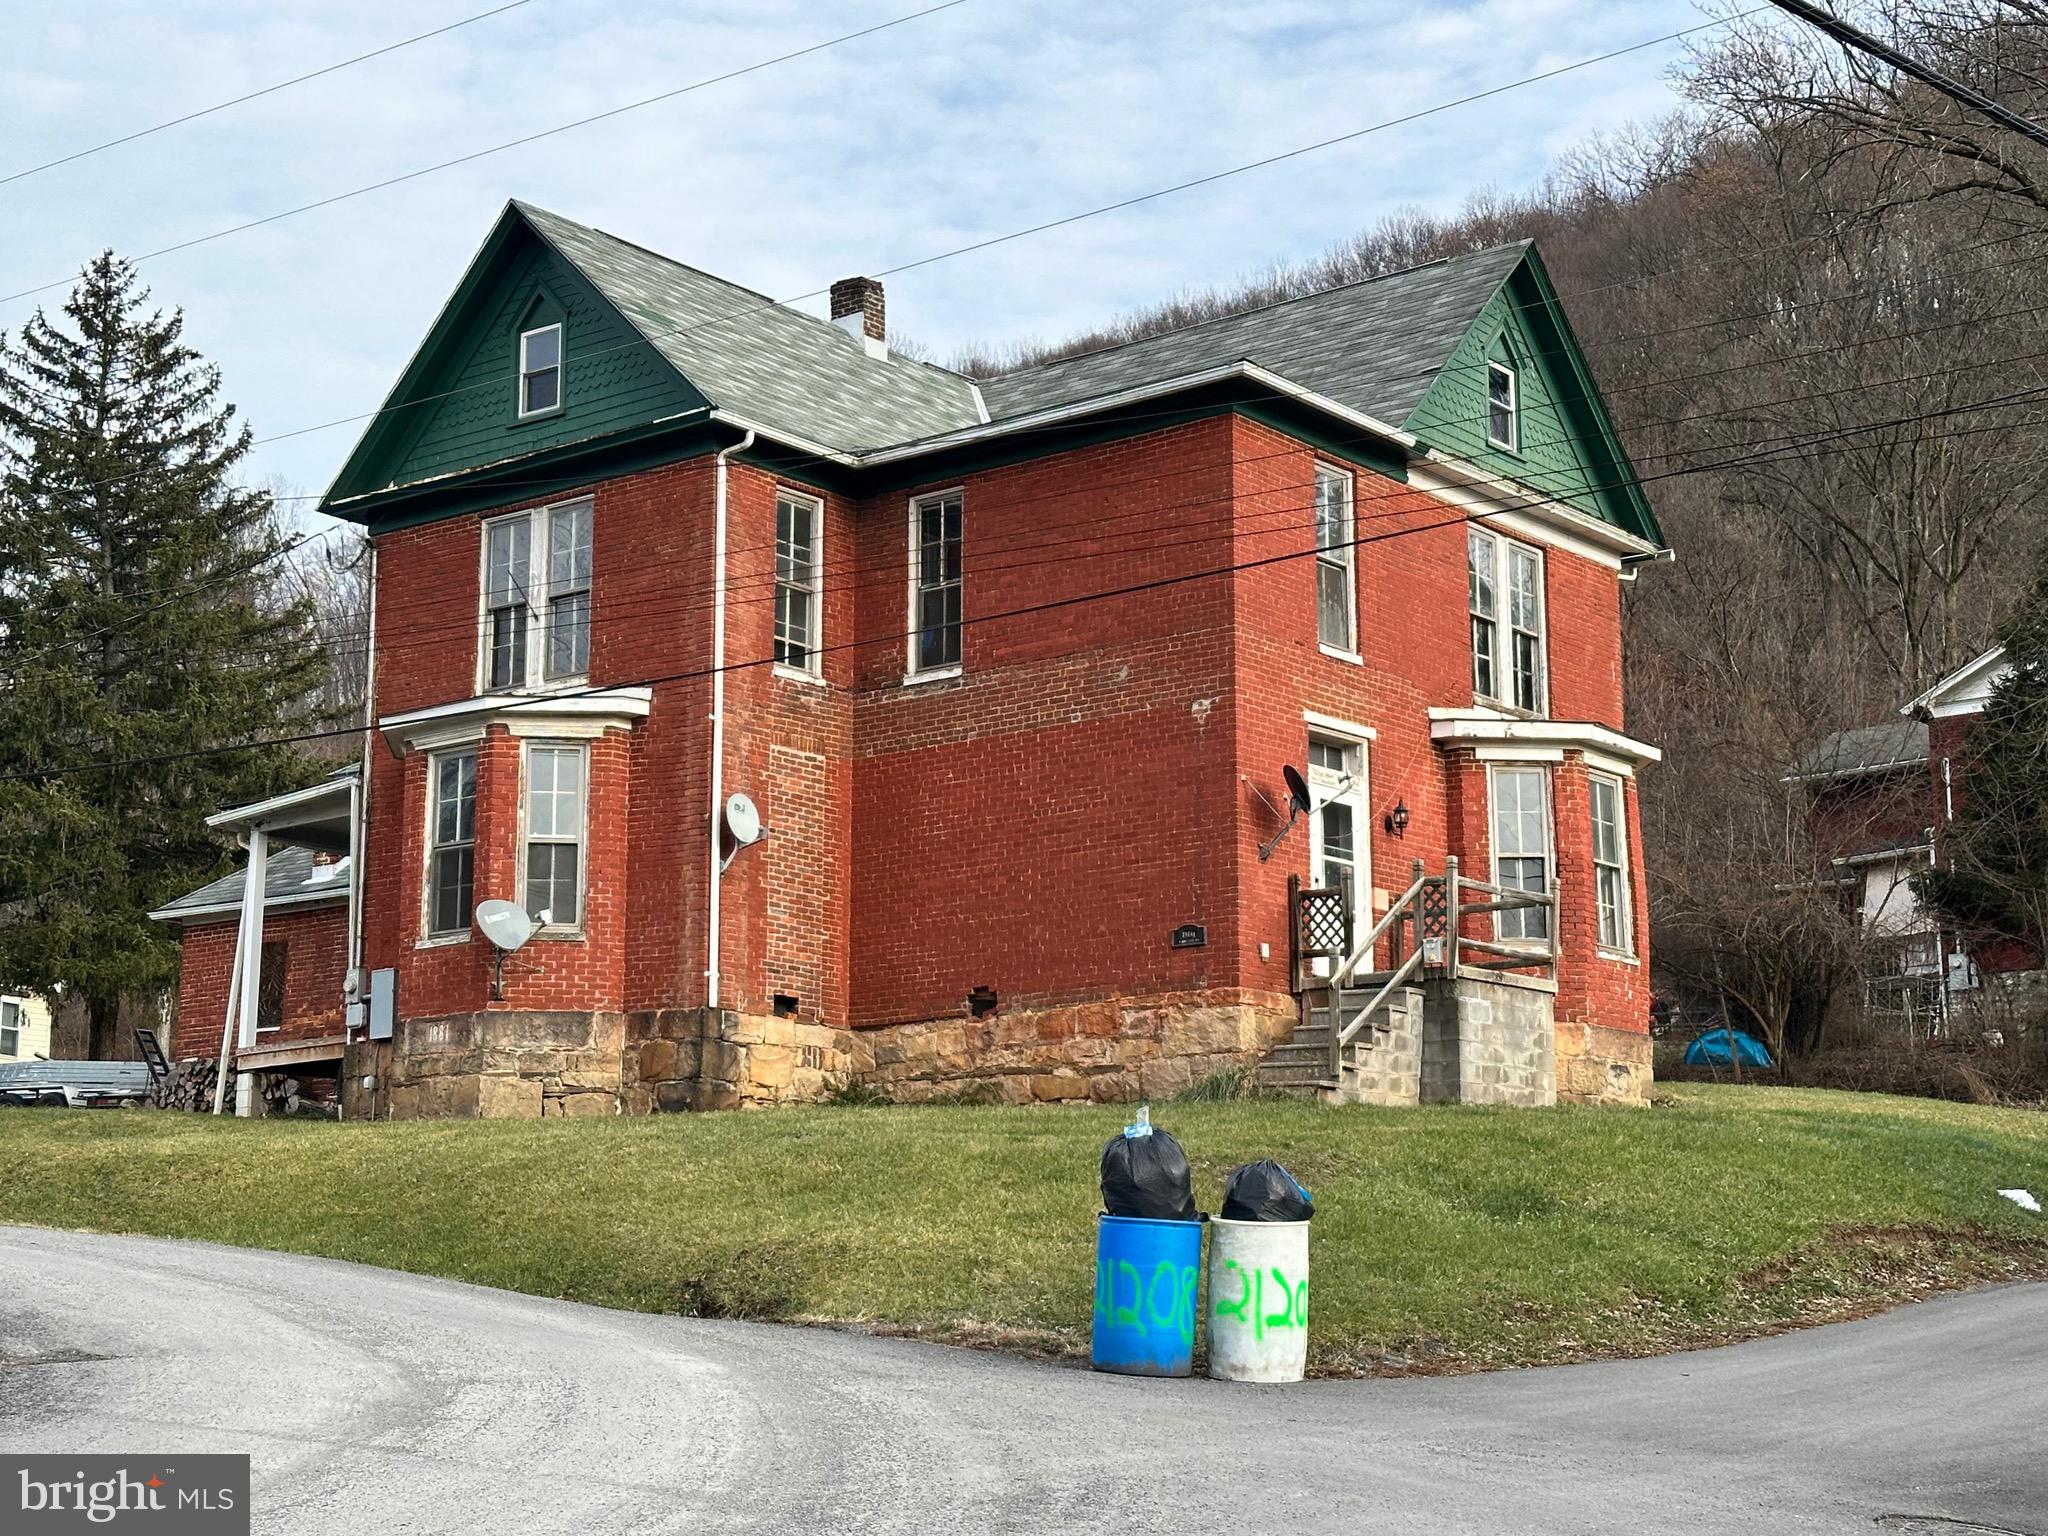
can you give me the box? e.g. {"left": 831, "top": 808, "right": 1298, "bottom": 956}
{"left": 476, "top": 899, "right": 537, "bottom": 952}
{"left": 475, "top": 899, "right": 538, "bottom": 1000}
{"left": 725, "top": 792, "right": 764, "bottom": 846}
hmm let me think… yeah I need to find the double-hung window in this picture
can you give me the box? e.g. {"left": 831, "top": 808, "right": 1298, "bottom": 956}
{"left": 519, "top": 323, "right": 562, "bottom": 417}
{"left": 0, "top": 1000, "right": 18, "bottom": 1057}
{"left": 1486, "top": 361, "right": 1517, "bottom": 451}
{"left": 775, "top": 490, "right": 823, "bottom": 675}
{"left": 1589, "top": 773, "right": 1633, "bottom": 954}
{"left": 523, "top": 743, "right": 585, "bottom": 929}
{"left": 909, "top": 490, "right": 962, "bottom": 677}
{"left": 1490, "top": 764, "right": 1551, "bottom": 944}
{"left": 482, "top": 499, "right": 591, "bottom": 690}
{"left": 426, "top": 749, "right": 478, "bottom": 938}
{"left": 1467, "top": 528, "right": 1546, "bottom": 713}
{"left": 1313, "top": 463, "right": 1357, "bottom": 655}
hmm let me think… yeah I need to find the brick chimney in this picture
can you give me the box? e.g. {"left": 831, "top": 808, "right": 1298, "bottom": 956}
{"left": 830, "top": 276, "right": 887, "bottom": 359}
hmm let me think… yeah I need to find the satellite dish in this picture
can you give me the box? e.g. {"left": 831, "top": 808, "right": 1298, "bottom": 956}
{"left": 724, "top": 792, "right": 764, "bottom": 846}
{"left": 475, "top": 899, "right": 537, "bottom": 953}
{"left": 1282, "top": 764, "right": 1313, "bottom": 816}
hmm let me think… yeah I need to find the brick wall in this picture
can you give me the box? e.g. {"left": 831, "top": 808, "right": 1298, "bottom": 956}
{"left": 171, "top": 904, "right": 349, "bottom": 1060}
{"left": 354, "top": 407, "right": 1656, "bottom": 1056}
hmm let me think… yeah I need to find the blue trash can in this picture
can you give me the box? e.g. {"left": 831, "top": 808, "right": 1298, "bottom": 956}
{"left": 1091, "top": 1214, "right": 1204, "bottom": 1376}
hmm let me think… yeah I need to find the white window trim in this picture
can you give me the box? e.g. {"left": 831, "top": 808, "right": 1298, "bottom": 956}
{"left": 517, "top": 740, "right": 589, "bottom": 939}
{"left": 1306, "top": 732, "right": 1371, "bottom": 976}
{"left": 421, "top": 746, "right": 479, "bottom": 945}
{"left": 1589, "top": 770, "right": 1635, "bottom": 958}
{"left": 518, "top": 322, "right": 563, "bottom": 420}
{"left": 1313, "top": 462, "right": 1359, "bottom": 660}
{"left": 1487, "top": 762, "right": 1554, "bottom": 949}
{"left": 773, "top": 487, "right": 826, "bottom": 683}
{"left": 1486, "top": 360, "right": 1518, "bottom": 452}
{"left": 0, "top": 999, "right": 18, "bottom": 1058}
{"left": 1468, "top": 527, "right": 1548, "bottom": 717}
{"left": 905, "top": 487, "right": 964, "bottom": 683}
{"left": 477, "top": 497, "right": 593, "bottom": 695}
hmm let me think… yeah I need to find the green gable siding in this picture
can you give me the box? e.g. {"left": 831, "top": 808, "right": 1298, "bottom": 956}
{"left": 1404, "top": 281, "right": 1604, "bottom": 524}
{"left": 331, "top": 224, "right": 706, "bottom": 503}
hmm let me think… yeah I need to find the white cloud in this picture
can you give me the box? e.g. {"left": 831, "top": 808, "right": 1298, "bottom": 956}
{"left": 0, "top": 0, "right": 1711, "bottom": 503}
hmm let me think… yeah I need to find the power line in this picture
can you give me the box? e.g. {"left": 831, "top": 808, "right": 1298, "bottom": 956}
{"left": 1766, "top": 0, "right": 2048, "bottom": 152}
{"left": 0, "top": 0, "right": 976, "bottom": 308}
{"left": 8, "top": 378, "right": 2043, "bottom": 783}
{"left": 0, "top": 1, "right": 543, "bottom": 190}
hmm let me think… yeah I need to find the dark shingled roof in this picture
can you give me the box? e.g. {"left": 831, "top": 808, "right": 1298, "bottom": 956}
{"left": 520, "top": 203, "right": 984, "bottom": 454}
{"left": 976, "top": 242, "right": 1531, "bottom": 429}
{"left": 1788, "top": 719, "right": 1930, "bottom": 782}
{"left": 150, "top": 847, "right": 352, "bottom": 924}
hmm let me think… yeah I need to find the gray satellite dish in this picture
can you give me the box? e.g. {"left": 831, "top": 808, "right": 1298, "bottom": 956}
{"left": 476, "top": 899, "right": 538, "bottom": 1000}
{"left": 725, "top": 792, "right": 764, "bottom": 846}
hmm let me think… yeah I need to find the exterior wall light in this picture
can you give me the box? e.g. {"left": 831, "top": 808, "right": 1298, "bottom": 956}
{"left": 1384, "top": 799, "right": 1410, "bottom": 838}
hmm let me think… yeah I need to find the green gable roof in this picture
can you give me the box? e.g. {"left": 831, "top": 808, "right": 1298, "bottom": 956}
{"left": 322, "top": 205, "right": 1659, "bottom": 548}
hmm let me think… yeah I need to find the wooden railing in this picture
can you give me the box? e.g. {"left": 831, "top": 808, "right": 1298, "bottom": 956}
{"left": 1291, "top": 856, "right": 1558, "bottom": 1077}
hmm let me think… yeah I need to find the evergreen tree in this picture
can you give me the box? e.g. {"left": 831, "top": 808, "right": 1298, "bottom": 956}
{"left": 0, "top": 254, "right": 328, "bottom": 1057}
{"left": 1916, "top": 541, "right": 2048, "bottom": 960}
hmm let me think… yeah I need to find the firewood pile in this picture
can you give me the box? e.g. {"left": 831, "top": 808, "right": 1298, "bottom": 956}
{"left": 154, "top": 1058, "right": 222, "bottom": 1111}
{"left": 259, "top": 1074, "right": 340, "bottom": 1119}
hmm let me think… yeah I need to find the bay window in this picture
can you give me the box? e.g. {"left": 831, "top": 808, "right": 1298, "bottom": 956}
{"left": 426, "top": 748, "right": 478, "bottom": 938}
{"left": 1489, "top": 764, "right": 1551, "bottom": 944}
{"left": 523, "top": 743, "right": 586, "bottom": 929}
{"left": 1590, "top": 772, "right": 1633, "bottom": 954}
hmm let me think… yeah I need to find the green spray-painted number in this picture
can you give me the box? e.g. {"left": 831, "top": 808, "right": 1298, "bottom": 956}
{"left": 1094, "top": 1257, "right": 1199, "bottom": 1349}
{"left": 1211, "top": 1259, "right": 1308, "bottom": 1339}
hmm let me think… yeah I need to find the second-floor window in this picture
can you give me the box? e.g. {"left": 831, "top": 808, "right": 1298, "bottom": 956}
{"left": 1313, "top": 463, "right": 1357, "bottom": 655}
{"left": 426, "top": 748, "right": 477, "bottom": 938}
{"left": 775, "top": 490, "right": 823, "bottom": 675}
{"left": 519, "top": 323, "right": 562, "bottom": 417}
{"left": 1467, "top": 527, "right": 1545, "bottom": 713}
{"left": 909, "top": 489, "right": 962, "bottom": 677}
{"left": 482, "top": 499, "right": 591, "bottom": 691}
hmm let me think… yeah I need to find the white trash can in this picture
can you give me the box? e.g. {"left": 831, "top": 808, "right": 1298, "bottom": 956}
{"left": 1205, "top": 1216, "right": 1308, "bottom": 1382}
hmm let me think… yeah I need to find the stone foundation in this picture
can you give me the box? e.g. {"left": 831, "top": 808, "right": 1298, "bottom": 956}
{"left": 341, "top": 989, "right": 1296, "bottom": 1117}
{"left": 842, "top": 990, "right": 1297, "bottom": 1105}
{"left": 1420, "top": 973, "right": 1558, "bottom": 1107}
{"left": 1553, "top": 1018, "right": 1653, "bottom": 1106}
{"left": 344, "top": 1010, "right": 627, "bottom": 1120}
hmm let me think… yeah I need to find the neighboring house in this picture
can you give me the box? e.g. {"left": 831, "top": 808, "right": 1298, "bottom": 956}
{"left": 0, "top": 992, "right": 54, "bottom": 1063}
{"left": 160, "top": 201, "right": 1668, "bottom": 1118}
{"left": 1786, "top": 719, "right": 1944, "bottom": 1028}
{"left": 1792, "top": 644, "right": 2041, "bottom": 1029}
{"left": 150, "top": 778, "right": 356, "bottom": 1107}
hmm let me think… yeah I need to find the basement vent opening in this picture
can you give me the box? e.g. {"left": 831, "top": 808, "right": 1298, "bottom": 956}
{"left": 967, "top": 985, "right": 998, "bottom": 1018}
{"left": 772, "top": 993, "right": 800, "bottom": 1018}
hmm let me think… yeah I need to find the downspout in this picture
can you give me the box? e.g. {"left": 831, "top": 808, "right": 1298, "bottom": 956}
{"left": 707, "top": 429, "right": 755, "bottom": 1012}
{"left": 349, "top": 542, "right": 378, "bottom": 1026}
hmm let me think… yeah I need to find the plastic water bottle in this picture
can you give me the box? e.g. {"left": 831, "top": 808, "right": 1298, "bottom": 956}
{"left": 1123, "top": 1104, "right": 1152, "bottom": 1139}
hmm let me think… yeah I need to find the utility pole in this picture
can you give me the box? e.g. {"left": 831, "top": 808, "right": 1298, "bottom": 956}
{"left": 1766, "top": 0, "right": 2048, "bottom": 151}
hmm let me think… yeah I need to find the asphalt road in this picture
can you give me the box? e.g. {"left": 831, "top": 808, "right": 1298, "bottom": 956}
{"left": 2, "top": 1227, "right": 2042, "bottom": 1535}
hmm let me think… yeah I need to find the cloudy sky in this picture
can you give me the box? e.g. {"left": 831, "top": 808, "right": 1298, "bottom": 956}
{"left": 2, "top": 0, "right": 1726, "bottom": 511}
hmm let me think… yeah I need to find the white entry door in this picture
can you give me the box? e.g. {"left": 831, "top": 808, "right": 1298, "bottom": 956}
{"left": 1306, "top": 737, "right": 1368, "bottom": 973}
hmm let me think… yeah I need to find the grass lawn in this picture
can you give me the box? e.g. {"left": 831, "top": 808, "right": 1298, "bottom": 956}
{"left": 2, "top": 1085, "right": 2044, "bottom": 1375}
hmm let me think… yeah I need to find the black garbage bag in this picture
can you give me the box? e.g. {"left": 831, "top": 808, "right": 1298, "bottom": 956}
{"left": 1100, "top": 1125, "right": 1198, "bottom": 1222}
{"left": 1221, "top": 1159, "right": 1313, "bottom": 1222}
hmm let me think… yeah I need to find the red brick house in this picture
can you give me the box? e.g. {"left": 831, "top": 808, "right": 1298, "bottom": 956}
{"left": 158, "top": 201, "right": 1668, "bottom": 1116}
{"left": 1792, "top": 645, "right": 2046, "bottom": 1030}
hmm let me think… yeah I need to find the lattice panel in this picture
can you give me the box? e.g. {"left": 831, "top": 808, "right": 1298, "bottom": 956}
{"left": 1298, "top": 889, "right": 1350, "bottom": 955}
{"left": 1418, "top": 878, "right": 1451, "bottom": 943}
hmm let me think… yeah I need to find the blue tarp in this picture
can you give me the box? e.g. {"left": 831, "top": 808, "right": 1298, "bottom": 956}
{"left": 1684, "top": 1027, "right": 1774, "bottom": 1069}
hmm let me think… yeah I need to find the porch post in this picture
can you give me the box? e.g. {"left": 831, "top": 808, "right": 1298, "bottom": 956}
{"left": 231, "top": 827, "right": 268, "bottom": 1118}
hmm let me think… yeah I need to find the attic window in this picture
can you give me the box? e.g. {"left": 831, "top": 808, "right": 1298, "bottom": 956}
{"left": 519, "top": 323, "right": 562, "bottom": 417}
{"left": 1486, "top": 361, "right": 1517, "bottom": 452}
